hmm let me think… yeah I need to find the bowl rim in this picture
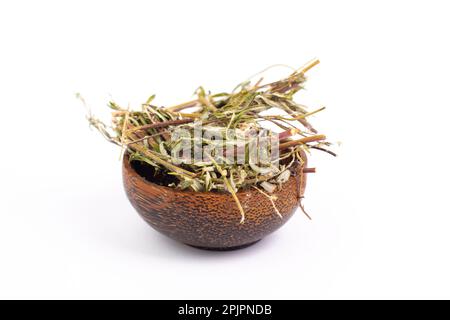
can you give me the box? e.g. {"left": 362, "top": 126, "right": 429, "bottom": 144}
{"left": 123, "top": 151, "right": 306, "bottom": 196}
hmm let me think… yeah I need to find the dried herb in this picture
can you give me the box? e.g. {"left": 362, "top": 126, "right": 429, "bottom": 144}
{"left": 83, "top": 59, "right": 335, "bottom": 223}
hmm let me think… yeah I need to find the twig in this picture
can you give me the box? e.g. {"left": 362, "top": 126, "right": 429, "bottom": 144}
{"left": 279, "top": 134, "right": 327, "bottom": 151}
{"left": 129, "top": 143, "right": 197, "bottom": 179}
{"left": 310, "top": 146, "right": 337, "bottom": 157}
{"left": 165, "top": 99, "right": 199, "bottom": 112}
{"left": 253, "top": 186, "right": 282, "bottom": 219}
{"left": 128, "top": 118, "right": 194, "bottom": 132}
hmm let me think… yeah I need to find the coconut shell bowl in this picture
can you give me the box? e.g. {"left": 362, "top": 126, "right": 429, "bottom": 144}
{"left": 122, "top": 152, "right": 308, "bottom": 251}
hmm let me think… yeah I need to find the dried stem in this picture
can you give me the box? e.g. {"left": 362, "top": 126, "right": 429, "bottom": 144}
{"left": 85, "top": 59, "right": 334, "bottom": 224}
{"left": 128, "top": 118, "right": 194, "bottom": 132}
{"left": 279, "top": 134, "right": 327, "bottom": 151}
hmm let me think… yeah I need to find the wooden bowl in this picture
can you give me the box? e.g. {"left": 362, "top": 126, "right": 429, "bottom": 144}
{"left": 122, "top": 152, "right": 307, "bottom": 250}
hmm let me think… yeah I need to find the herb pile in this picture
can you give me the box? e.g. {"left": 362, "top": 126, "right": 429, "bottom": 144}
{"left": 85, "top": 59, "right": 334, "bottom": 222}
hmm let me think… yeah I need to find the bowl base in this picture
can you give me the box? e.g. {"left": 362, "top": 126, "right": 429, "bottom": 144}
{"left": 186, "top": 239, "right": 261, "bottom": 251}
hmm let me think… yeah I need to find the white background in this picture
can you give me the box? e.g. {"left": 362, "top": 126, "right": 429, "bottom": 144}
{"left": 1, "top": 0, "right": 449, "bottom": 299}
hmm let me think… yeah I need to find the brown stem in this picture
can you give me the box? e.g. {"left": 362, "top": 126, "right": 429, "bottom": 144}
{"left": 310, "top": 146, "right": 337, "bottom": 157}
{"left": 220, "top": 128, "right": 300, "bottom": 158}
{"left": 278, "top": 128, "right": 300, "bottom": 140}
{"left": 302, "top": 168, "right": 316, "bottom": 173}
{"left": 278, "top": 134, "right": 326, "bottom": 151}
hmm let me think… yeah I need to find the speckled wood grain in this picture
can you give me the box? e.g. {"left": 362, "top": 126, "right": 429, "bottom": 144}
{"left": 123, "top": 151, "right": 308, "bottom": 250}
